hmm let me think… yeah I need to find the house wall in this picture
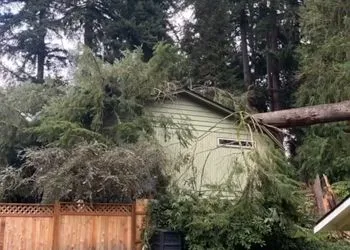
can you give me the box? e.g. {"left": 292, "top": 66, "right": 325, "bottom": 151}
{"left": 145, "top": 95, "right": 255, "bottom": 195}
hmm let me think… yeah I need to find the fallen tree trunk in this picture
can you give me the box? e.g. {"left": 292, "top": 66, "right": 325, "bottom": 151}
{"left": 252, "top": 101, "right": 350, "bottom": 128}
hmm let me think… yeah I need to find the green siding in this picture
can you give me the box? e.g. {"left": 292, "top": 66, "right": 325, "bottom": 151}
{"left": 146, "top": 95, "right": 253, "bottom": 194}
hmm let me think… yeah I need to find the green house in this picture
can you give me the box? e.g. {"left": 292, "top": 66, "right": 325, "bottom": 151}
{"left": 146, "top": 89, "right": 257, "bottom": 195}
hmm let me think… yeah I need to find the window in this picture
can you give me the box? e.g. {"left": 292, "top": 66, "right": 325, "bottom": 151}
{"left": 217, "top": 138, "right": 254, "bottom": 148}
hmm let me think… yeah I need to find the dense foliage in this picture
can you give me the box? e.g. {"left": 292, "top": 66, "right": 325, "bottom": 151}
{"left": 59, "top": 0, "right": 172, "bottom": 61}
{"left": 181, "top": 0, "right": 240, "bottom": 89}
{"left": 295, "top": 0, "right": 350, "bottom": 182}
{"left": 0, "top": 0, "right": 172, "bottom": 81}
{"left": 182, "top": 0, "right": 301, "bottom": 111}
{"left": 0, "top": 43, "right": 187, "bottom": 202}
{"left": 1, "top": 141, "right": 167, "bottom": 203}
{"left": 0, "top": 0, "right": 67, "bottom": 82}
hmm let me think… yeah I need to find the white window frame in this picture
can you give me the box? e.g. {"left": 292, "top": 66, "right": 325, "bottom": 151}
{"left": 217, "top": 137, "right": 254, "bottom": 149}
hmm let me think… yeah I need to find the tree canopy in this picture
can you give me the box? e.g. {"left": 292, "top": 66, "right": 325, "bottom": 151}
{"left": 295, "top": 0, "right": 350, "bottom": 182}
{"left": 0, "top": 43, "right": 186, "bottom": 202}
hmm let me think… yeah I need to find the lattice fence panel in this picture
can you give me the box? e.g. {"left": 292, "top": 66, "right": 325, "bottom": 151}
{"left": 0, "top": 204, "right": 54, "bottom": 216}
{"left": 59, "top": 203, "right": 133, "bottom": 216}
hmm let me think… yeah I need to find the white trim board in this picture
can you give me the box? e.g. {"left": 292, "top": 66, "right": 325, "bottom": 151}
{"left": 314, "top": 197, "right": 350, "bottom": 233}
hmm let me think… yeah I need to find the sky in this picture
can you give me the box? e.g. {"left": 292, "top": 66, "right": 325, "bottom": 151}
{"left": 0, "top": 3, "right": 194, "bottom": 85}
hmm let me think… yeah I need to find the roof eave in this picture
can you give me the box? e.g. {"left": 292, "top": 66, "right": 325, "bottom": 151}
{"left": 172, "top": 89, "right": 235, "bottom": 116}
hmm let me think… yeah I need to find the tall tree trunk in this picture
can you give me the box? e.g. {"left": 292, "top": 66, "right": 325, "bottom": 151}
{"left": 84, "top": 19, "right": 94, "bottom": 49}
{"left": 36, "top": 40, "right": 46, "bottom": 83}
{"left": 240, "top": 8, "right": 252, "bottom": 89}
{"left": 271, "top": 11, "right": 280, "bottom": 111}
{"left": 251, "top": 100, "right": 350, "bottom": 128}
{"left": 84, "top": 1, "right": 94, "bottom": 50}
{"left": 36, "top": 9, "right": 47, "bottom": 83}
{"left": 247, "top": 2, "right": 256, "bottom": 81}
{"left": 266, "top": 44, "right": 274, "bottom": 109}
{"left": 266, "top": 1, "right": 281, "bottom": 111}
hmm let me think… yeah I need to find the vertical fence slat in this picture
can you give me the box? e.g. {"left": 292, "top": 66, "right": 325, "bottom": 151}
{"left": 131, "top": 203, "right": 137, "bottom": 250}
{"left": 52, "top": 201, "right": 60, "bottom": 250}
{"left": 0, "top": 218, "right": 5, "bottom": 250}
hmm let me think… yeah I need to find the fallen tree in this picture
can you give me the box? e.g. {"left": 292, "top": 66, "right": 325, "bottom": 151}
{"left": 252, "top": 101, "right": 350, "bottom": 128}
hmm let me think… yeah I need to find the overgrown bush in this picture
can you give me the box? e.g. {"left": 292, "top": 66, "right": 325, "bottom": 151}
{"left": 0, "top": 141, "right": 168, "bottom": 203}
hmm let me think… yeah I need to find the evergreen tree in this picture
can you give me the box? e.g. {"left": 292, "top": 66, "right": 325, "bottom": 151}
{"left": 0, "top": 0, "right": 67, "bottom": 83}
{"left": 181, "top": 0, "right": 241, "bottom": 90}
{"left": 60, "top": 0, "right": 172, "bottom": 61}
{"left": 59, "top": 0, "right": 117, "bottom": 53}
{"left": 102, "top": 0, "right": 173, "bottom": 61}
{"left": 245, "top": 0, "right": 301, "bottom": 110}
{"left": 181, "top": 0, "right": 301, "bottom": 111}
{"left": 296, "top": 0, "right": 350, "bottom": 182}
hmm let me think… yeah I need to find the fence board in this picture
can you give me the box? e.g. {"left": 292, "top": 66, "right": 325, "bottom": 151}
{"left": 2, "top": 217, "right": 53, "bottom": 250}
{"left": 57, "top": 215, "right": 131, "bottom": 250}
{"left": 0, "top": 201, "right": 148, "bottom": 250}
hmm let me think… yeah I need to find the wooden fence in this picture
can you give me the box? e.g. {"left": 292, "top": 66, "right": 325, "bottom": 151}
{"left": 0, "top": 200, "right": 148, "bottom": 250}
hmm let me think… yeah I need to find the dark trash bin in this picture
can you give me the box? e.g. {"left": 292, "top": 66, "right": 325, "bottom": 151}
{"left": 150, "top": 229, "right": 184, "bottom": 250}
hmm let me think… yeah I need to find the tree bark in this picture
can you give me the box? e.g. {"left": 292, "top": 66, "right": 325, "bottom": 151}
{"left": 322, "top": 174, "right": 337, "bottom": 212}
{"left": 84, "top": 18, "right": 94, "bottom": 50}
{"left": 84, "top": 1, "right": 95, "bottom": 50}
{"left": 36, "top": 40, "right": 46, "bottom": 83}
{"left": 247, "top": 2, "right": 256, "bottom": 63}
{"left": 36, "top": 9, "right": 47, "bottom": 83}
{"left": 247, "top": 2, "right": 257, "bottom": 82}
{"left": 252, "top": 100, "right": 350, "bottom": 128}
{"left": 240, "top": 8, "right": 252, "bottom": 89}
{"left": 266, "top": 0, "right": 281, "bottom": 111}
{"left": 266, "top": 47, "right": 274, "bottom": 109}
{"left": 313, "top": 175, "right": 326, "bottom": 216}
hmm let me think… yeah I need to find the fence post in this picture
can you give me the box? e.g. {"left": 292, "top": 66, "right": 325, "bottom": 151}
{"left": 135, "top": 199, "right": 149, "bottom": 250}
{"left": 52, "top": 201, "right": 60, "bottom": 250}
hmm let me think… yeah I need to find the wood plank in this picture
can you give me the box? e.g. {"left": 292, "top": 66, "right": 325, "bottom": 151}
{"left": 107, "top": 216, "right": 113, "bottom": 250}
{"left": 52, "top": 201, "right": 60, "bottom": 250}
{"left": 95, "top": 216, "right": 102, "bottom": 250}
{"left": 126, "top": 217, "right": 131, "bottom": 250}
{"left": 0, "top": 218, "right": 5, "bottom": 250}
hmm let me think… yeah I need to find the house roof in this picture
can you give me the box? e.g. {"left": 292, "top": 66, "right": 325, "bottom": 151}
{"left": 171, "top": 88, "right": 235, "bottom": 116}
{"left": 314, "top": 195, "right": 350, "bottom": 233}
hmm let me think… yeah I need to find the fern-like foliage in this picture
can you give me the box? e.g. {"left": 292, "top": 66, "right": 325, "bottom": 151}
{"left": 296, "top": 0, "right": 350, "bottom": 182}
{"left": 0, "top": 43, "right": 187, "bottom": 202}
{"left": 0, "top": 141, "right": 168, "bottom": 203}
